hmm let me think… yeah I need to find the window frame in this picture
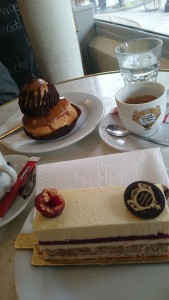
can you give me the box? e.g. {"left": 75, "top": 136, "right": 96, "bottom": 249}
{"left": 94, "top": 19, "right": 169, "bottom": 60}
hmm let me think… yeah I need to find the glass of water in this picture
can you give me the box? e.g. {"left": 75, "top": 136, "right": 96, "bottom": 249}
{"left": 115, "top": 38, "right": 163, "bottom": 86}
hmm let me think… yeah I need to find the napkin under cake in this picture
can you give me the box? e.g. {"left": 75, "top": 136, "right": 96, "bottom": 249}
{"left": 32, "top": 183, "right": 169, "bottom": 264}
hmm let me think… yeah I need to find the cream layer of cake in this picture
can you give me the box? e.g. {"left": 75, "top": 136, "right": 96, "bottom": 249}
{"left": 32, "top": 185, "right": 169, "bottom": 261}
{"left": 22, "top": 97, "right": 79, "bottom": 138}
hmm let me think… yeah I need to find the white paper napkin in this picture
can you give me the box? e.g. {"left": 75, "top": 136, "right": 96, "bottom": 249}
{"left": 0, "top": 111, "right": 22, "bottom": 135}
{"left": 36, "top": 148, "right": 169, "bottom": 194}
{"left": 0, "top": 130, "right": 35, "bottom": 149}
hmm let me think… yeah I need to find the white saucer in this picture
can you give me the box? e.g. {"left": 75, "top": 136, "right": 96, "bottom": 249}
{"left": 0, "top": 92, "right": 104, "bottom": 154}
{"left": 0, "top": 155, "right": 36, "bottom": 227}
{"left": 99, "top": 113, "right": 169, "bottom": 152}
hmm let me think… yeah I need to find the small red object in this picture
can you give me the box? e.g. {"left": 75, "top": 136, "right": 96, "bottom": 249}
{"left": 35, "top": 188, "right": 65, "bottom": 218}
{"left": 0, "top": 157, "right": 39, "bottom": 219}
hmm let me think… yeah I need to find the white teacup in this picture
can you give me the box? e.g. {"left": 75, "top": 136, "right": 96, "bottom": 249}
{"left": 115, "top": 81, "right": 167, "bottom": 137}
{"left": 0, "top": 152, "right": 17, "bottom": 201}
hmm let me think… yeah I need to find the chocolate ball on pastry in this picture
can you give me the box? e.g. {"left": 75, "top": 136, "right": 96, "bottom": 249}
{"left": 18, "top": 74, "right": 81, "bottom": 140}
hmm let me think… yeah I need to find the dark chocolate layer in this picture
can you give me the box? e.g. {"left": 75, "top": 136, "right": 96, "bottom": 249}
{"left": 39, "top": 233, "right": 169, "bottom": 246}
{"left": 19, "top": 74, "right": 60, "bottom": 116}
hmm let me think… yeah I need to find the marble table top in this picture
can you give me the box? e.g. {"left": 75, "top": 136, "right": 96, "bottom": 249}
{"left": 1, "top": 71, "right": 169, "bottom": 300}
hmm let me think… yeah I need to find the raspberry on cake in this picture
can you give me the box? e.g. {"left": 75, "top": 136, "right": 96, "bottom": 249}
{"left": 18, "top": 74, "right": 81, "bottom": 140}
{"left": 35, "top": 188, "right": 65, "bottom": 218}
{"left": 32, "top": 183, "right": 169, "bottom": 264}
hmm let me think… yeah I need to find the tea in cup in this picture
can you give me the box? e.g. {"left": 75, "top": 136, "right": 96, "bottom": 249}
{"left": 0, "top": 152, "right": 17, "bottom": 201}
{"left": 115, "top": 81, "right": 167, "bottom": 137}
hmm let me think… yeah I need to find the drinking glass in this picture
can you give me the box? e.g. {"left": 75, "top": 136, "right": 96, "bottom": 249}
{"left": 115, "top": 38, "right": 163, "bottom": 86}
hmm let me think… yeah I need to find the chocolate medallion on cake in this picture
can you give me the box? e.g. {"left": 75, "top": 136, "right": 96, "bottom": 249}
{"left": 124, "top": 181, "right": 165, "bottom": 219}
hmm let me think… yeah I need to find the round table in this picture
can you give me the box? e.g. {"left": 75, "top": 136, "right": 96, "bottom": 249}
{"left": 0, "top": 71, "right": 169, "bottom": 300}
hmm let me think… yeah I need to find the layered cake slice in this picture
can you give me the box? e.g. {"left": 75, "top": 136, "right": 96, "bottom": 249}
{"left": 32, "top": 182, "right": 169, "bottom": 264}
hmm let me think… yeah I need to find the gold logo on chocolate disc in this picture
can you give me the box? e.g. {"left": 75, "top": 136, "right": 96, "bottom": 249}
{"left": 127, "top": 183, "right": 161, "bottom": 212}
{"left": 132, "top": 105, "right": 161, "bottom": 130}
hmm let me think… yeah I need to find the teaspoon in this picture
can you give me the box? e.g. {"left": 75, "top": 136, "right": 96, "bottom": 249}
{"left": 106, "top": 124, "right": 169, "bottom": 147}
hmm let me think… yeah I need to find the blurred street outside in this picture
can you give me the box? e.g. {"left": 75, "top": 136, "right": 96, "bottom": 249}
{"left": 93, "top": 0, "right": 169, "bottom": 35}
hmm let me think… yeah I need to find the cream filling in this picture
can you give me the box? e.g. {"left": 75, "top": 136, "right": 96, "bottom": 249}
{"left": 38, "top": 238, "right": 169, "bottom": 251}
{"left": 38, "top": 240, "right": 169, "bottom": 261}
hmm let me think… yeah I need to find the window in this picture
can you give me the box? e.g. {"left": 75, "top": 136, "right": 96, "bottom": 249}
{"left": 72, "top": 0, "right": 169, "bottom": 74}
{"left": 74, "top": 0, "right": 169, "bottom": 37}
